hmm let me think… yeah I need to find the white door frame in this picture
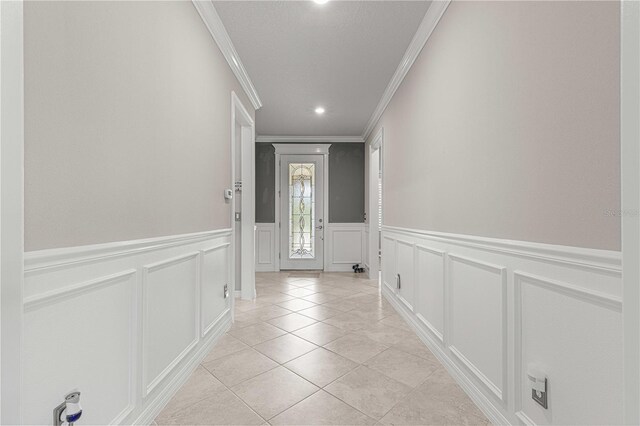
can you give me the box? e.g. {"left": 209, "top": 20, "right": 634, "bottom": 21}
{"left": 622, "top": 1, "right": 640, "bottom": 423}
{"left": 231, "top": 92, "right": 256, "bottom": 300}
{"left": 0, "top": 0, "right": 24, "bottom": 423}
{"left": 368, "top": 128, "right": 383, "bottom": 281}
{"left": 273, "top": 143, "right": 330, "bottom": 270}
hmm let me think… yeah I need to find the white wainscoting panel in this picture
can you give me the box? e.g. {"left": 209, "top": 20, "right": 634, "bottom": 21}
{"left": 22, "top": 230, "right": 233, "bottom": 425}
{"left": 381, "top": 226, "right": 622, "bottom": 425}
{"left": 255, "top": 223, "right": 277, "bottom": 272}
{"left": 143, "top": 252, "right": 199, "bottom": 396}
{"left": 415, "top": 245, "right": 445, "bottom": 342}
{"left": 325, "top": 223, "right": 366, "bottom": 272}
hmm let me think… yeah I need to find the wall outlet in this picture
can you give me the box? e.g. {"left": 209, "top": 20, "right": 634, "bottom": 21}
{"left": 532, "top": 378, "right": 548, "bottom": 409}
{"left": 224, "top": 284, "right": 229, "bottom": 299}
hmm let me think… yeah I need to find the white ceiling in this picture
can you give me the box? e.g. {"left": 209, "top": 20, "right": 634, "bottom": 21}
{"left": 213, "top": 1, "right": 432, "bottom": 137}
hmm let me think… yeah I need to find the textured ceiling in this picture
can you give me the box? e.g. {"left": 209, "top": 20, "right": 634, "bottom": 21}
{"left": 214, "top": 1, "right": 432, "bottom": 136}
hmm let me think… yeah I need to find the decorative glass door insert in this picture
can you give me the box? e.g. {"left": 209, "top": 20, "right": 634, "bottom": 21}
{"left": 288, "top": 163, "right": 316, "bottom": 259}
{"left": 279, "top": 153, "right": 324, "bottom": 270}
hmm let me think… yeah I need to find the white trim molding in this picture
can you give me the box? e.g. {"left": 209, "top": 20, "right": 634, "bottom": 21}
{"left": 361, "top": 0, "right": 451, "bottom": 140}
{"left": 231, "top": 91, "right": 256, "bottom": 301}
{"left": 381, "top": 225, "right": 623, "bottom": 425}
{"left": 192, "top": 1, "right": 262, "bottom": 110}
{"left": 622, "top": 1, "right": 640, "bottom": 423}
{"left": 257, "top": 135, "right": 364, "bottom": 143}
{"left": 274, "top": 144, "right": 331, "bottom": 270}
{"left": 1, "top": 0, "right": 25, "bottom": 422}
{"left": 273, "top": 143, "right": 331, "bottom": 155}
{"left": 22, "top": 230, "right": 233, "bottom": 424}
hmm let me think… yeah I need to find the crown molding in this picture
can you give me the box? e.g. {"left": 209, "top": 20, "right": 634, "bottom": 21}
{"left": 361, "top": 0, "right": 451, "bottom": 141}
{"left": 192, "top": 1, "right": 262, "bottom": 110}
{"left": 256, "top": 135, "right": 364, "bottom": 143}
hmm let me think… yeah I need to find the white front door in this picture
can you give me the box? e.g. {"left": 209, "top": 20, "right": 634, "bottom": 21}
{"left": 279, "top": 154, "right": 324, "bottom": 270}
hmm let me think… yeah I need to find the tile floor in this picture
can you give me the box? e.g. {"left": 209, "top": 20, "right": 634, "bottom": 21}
{"left": 155, "top": 272, "right": 489, "bottom": 425}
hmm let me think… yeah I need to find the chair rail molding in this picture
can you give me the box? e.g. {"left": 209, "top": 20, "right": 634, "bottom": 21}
{"left": 381, "top": 225, "right": 623, "bottom": 425}
{"left": 192, "top": 0, "right": 262, "bottom": 110}
{"left": 257, "top": 135, "right": 364, "bottom": 143}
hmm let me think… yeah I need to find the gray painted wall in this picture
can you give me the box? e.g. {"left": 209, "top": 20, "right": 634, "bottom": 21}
{"left": 256, "top": 143, "right": 276, "bottom": 223}
{"left": 255, "top": 143, "right": 365, "bottom": 223}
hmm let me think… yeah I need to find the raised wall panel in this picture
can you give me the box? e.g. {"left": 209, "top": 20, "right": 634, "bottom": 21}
{"left": 382, "top": 236, "right": 396, "bottom": 291}
{"left": 448, "top": 254, "right": 506, "bottom": 401}
{"left": 332, "top": 231, "right": 362, "bottom": 263}
{"left": 515, "top": 272, "right": 623, "bottom": 425}
{"left": 415, "top": 246, "right": 445, "bottom": 342}
{"left": 255, "top": 224, "right": 276, "bottom": 272}
{"left": 325, "top": 224, "right": 365, "bottom": 272}
{"left": 396, "top": 241, "right": 415, "bottom": 311}
{"left": 201, "top": 244, "right": 230, "bottom": 336}
{"left": 143, "top": 252, "right": 199, "bottom": 396}
{"left": 23, "top": 271, "right": 136, "bottom": 425}
{"left": 22, "top": 230, "right": 233, "bottom": 425}
{"left": 380, "top": 226, "right": 622, "bottom": 425}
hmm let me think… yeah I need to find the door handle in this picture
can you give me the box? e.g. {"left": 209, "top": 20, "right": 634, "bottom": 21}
{"left": 315, "top": 225, "right": 323, "bottom": 230}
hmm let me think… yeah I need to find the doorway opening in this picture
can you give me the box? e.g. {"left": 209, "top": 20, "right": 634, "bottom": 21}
{"left": 368, "top": 129, "right": 383, "bottom": 286}
{"left": 231, "top": 92, "right": 256, "bottom": 300}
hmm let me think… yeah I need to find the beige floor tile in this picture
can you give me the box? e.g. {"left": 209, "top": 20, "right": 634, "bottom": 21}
{"left": 203, "top": 348, "right": 277, "bottom": 387}
{"left": 380, "top": 368, "right": 487, "bottom": 425}
{"left": 322, "top": 299, "right": 362, "bottom": 312}
{"left": 243, "top": 305, "right": 293, "bottom": 322}
{"left": 292, "top": 322, "right": 347, "bottom": 345}
{"left": 231, "top": 366, "right": 319, "bottom": 420}
{"left": 156, "top": 388, "right": 264, "bottom": 425}
{"left": 325, "top": 366, "right": 412, "bottom": 420}
{"left": 286, "top": 278, "right": 319, "bottom": 287}
{"left": 379, "top": 314, "right": 411, "bottom": 331}
{"left": 277, "top": 298, "right": 318, "bottom": 311}
{"left": 349, "top": 304, "right": 394, "bottom": 321}
{"left": 270, "top": 390, "right": 377, "bottom": 425}
{"left": 253, "top": 333, "right": 318, "bottom": 363}
{"left": 323, "top": 312, "right": 371, "bottom": 332}
{"left": 301, "top": 292, "right": 341, "bottom": 304}
{"left": 356, "top": 322, "right": 412, "bottom": 346}
{"left": 324, "top": 333, "right": 388, "bottom": 364}
{"left": 155, "top": 366, "right": 225, "bottom": 421}
{"left": 229, "top": 322, "right": 286, "bottom": 346}
{"left": 298, "top": 305, "right": 342, "bottom": 321}
{"left": 235, "top": 299, "right": 272, "bottom": 313}
{"left": 283, "top": 287, "right": 318, "bottom": 297}
{"left": 257, "top": 293, "right": 296, "bottom": 304}
{"left": 364, "top": 348, "right": 440, "bottom": 387}
{"left": 202, "top": 334, "right": 248, "bottom": 363}
{"left": 267, "top": 312, "right": 318, "bottom": 332}
{"left": 393, "top": 334, "right": 439, "bottom": 362}
{"left": 285, "top": 347, "right": 358, "bottom": 387}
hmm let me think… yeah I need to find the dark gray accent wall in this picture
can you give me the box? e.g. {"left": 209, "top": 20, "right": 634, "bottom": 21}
{"left": 255, "top": 143, "right": 276, "bottom": 223}
{"left": 255, "top": 143, "right": 365, "bottom": 223}
{"left": 328, "top": 143, "right": 365, "bottom": 223}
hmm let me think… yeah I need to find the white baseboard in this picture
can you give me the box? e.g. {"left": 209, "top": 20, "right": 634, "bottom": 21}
{"left": 22, "top": 229, "right": 233, "bottom": 425}
{"left": 381, "top": 225, "right": 622, "bottom": 425}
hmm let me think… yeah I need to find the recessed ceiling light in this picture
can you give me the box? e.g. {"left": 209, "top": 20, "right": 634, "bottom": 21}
{"left": 313, "top": 0, "right": 329, "bottom": 4}
{"left": 315, "top": 107, "right": 325, "bottom": 115}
